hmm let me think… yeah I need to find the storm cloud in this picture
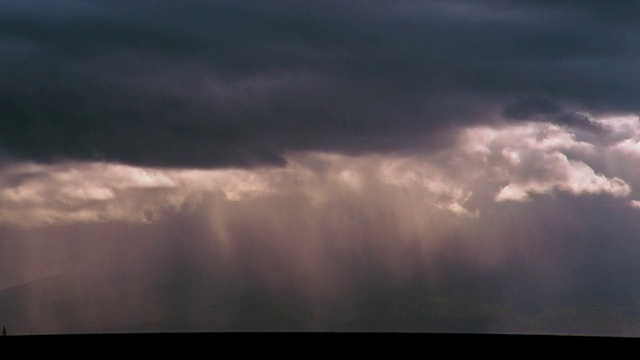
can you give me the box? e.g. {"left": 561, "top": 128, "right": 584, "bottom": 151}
{"left": 1, "top": 0, "right": 639, "bottom": 167}
{"left": 2, "top": 1, "right": 640, "bottom": 336}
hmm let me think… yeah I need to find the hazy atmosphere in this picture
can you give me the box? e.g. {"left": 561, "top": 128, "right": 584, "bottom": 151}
{"left": 2, "top": 0, "right": 640, "bottom": 335}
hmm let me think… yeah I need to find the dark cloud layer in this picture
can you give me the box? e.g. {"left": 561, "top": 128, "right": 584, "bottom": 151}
{"left": 1, "top": 0, "right": 639, "bottom": 167}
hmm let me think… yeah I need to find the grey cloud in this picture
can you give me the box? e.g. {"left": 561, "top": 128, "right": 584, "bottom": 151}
{"left": 553, "top": 112, "right": 607, "bottom": 133}
{"left": 504, "top": 103, "right": 609, "bottom": 134}
{"left": 503, "top": 96, "right": 561, "bottom": 120}
{"left": 0, "top": 0, "right": 639, "bottom": 167}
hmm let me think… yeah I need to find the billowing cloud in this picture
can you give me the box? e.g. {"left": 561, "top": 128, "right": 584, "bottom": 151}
{"left": 458, "top": 123, "right": 629, "bottom": 202}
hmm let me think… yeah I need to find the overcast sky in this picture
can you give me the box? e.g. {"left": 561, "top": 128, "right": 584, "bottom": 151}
{"left": 1, "top": 0, "right": 640, "bottom": 335}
